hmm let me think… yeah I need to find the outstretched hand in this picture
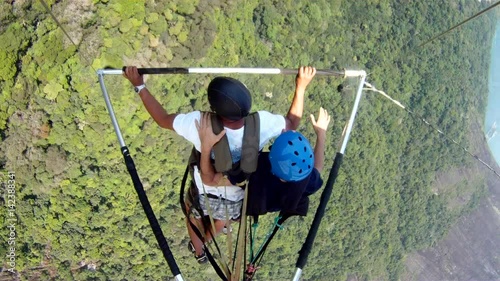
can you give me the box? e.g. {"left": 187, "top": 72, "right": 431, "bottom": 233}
{"left": 296, "top": 66, "right": 316, "bottom": 90}
{"left": 195, "top": 113, "right": 226, "bottom": 152}
{"left": 123, "top": 66, "right": 144, "bottom": 87}
{"left": 310, "top": 107, "right": 331, "bottom": 136}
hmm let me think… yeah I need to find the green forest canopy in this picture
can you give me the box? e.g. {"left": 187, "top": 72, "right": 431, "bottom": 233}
{"left": 0, "top": 0, "right": 498, "bottom": 280}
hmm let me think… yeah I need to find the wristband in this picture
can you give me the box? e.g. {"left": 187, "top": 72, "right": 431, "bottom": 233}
{"left": 134, "top": 84, "right": 146, "bottom": 94}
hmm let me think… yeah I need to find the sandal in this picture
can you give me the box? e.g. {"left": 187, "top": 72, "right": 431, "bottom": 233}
{"left": 187, "top": 241, "right": 196, "bottom": 254}
{"left": 189, "top": 241, "right": 208, "bottom": 264}
{"left": 195, "top": 251, "right": 208, "bottom": 264}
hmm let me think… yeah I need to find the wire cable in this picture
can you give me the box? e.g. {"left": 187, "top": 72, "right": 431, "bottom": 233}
{"left": 418, "top": 1, "right": 500, "bottom": 48}
{"left": 363, "top": 82, "right": 500, "bottom": 179}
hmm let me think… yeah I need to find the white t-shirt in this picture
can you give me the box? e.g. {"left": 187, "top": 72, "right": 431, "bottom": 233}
{"left": 173, "top": 110, "right": 286, "bottom": 198}
{"left": 173, "top": 111, "right": 286, "bottom": 161}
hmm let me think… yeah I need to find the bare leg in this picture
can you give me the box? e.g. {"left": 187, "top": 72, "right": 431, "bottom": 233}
{"left": 204, "top": 219, "right": 226, "bottom": 242}
{"left": 185, "top": 203, "right": 205, "bottom": 256}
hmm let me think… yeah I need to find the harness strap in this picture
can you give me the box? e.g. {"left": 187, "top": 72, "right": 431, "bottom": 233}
{"left": 241, "top": 113, "right": 260, "bottom": 174}
{"left": 232, "top": 181, "right": 250, "bottom": 280}
{"left": 210, "top": 112, "right": 260, "bottom": 177}
{"left": 249, "top": 217, "right": 259, "bottom": 262}
{"left": 211, "top": 114, "right": 233, "bottom": 172}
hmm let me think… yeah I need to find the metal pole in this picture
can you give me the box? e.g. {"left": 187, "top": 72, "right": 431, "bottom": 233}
{"left": 292, "top": 269, "right": 303, "bottom": 281}
{"left": 97, "top": 67, "right": 346, "bottom": 76}
{"left": 339, "top": 72, "right": 367, "bottom": 154}
{"left": 97, "top": 71, "right": 126, "bottom": 147}
{"left": 97, "top": 70, "right": 185, "bottom": 280}
{"left": 292, "top": 71, "right": 366, "bottom": 281}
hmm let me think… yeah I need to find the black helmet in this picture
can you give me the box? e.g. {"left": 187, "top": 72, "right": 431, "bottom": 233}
{"left": 207, "top": 77, "right": 252, "bottom": 120}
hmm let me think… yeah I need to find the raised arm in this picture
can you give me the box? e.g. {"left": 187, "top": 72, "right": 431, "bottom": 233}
{"left": 310, "top": 107, "right": 331, "bottom": 173}
{"left": 123, "top": 66, "right": 177, "bottom": 130}
{"left": 196, "top": 113, "right": 232, "bottom": 186}
{"left": 285, "top": 66, "right": 316, "bottom": 131}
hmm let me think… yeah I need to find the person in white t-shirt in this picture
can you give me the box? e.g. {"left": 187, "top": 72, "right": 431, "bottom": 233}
{"left": 123, "top": 66, "right": 316, "bottom": 263}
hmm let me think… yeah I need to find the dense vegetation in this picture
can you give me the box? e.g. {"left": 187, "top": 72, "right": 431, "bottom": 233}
{"left": 0, "top": 0, "right": 497, "bottom": 280}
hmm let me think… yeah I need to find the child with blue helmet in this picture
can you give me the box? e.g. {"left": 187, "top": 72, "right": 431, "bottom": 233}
{"left": 246, "top": 107, "right": 330, "bottom": 217}
{"left": 198, "top": 107, "right": 331, "bottom": 218}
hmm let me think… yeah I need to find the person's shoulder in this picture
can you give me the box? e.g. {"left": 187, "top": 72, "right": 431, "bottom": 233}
{"left": 248, "top": 153, "right": 274, "bottom": 183}
{"left": 257, "top": 111, "right": 285, "bottom": 126}
{"left": 176, "top": 110, "right": 201, "bottom": 119}
{"left": 255, "top": 112, "right": 285, "bottom": 147}
{"left": 173, "top": 111, "right": 201, "bottom": 133}
{"left": 310, "top": 168, "right": 323, "bottom": 184}
{"left": 303, "top": 168, "right": 323, "bottom": 196}
{"left": 174, "top": 111, "right": 200, "bottom": 122}
{"left": 257, "top": 110, "right": 281, "bottom": 118}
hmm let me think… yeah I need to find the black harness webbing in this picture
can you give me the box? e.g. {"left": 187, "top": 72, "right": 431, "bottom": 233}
{"left": 179, "top": 161, "right": 230, "bottom": 281}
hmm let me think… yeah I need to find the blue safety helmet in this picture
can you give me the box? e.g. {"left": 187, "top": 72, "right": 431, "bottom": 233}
{"left": 269, "top": 131, "right": 314, "bottom": 182}
{"left": 208, "top": 77, "right": 252, "bottom": 121}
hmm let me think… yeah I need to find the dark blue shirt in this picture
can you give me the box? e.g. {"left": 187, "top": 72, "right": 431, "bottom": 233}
{"left": 242, "top": 152, "right": 323, "bottom": 217}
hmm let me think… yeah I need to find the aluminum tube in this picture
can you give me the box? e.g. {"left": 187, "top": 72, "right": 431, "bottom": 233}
{"left": 190, "top": 68, "right": 344, "bottom": 76}
{"left": 339, "top": 74, "right": 367, "bottom": 154}
{"left": 174, "top": 274, "right": 185, "bottom": 281}
{"left": 98, "top": 69, "right": 123, "bottom": 75}
{"left": 98, "top": 73, "right": 126, "bottom": 147}
{"left": 292, "top": 268, "right": 303, "bottom": 281}
{"left": 97, "top": 68, "right": 345, "bottom": 77}
{"left": 188, "top": 67, "right": 282, "bottom": 74}
{"left": 344, "top": 69, "right": 367, "bottom": 78}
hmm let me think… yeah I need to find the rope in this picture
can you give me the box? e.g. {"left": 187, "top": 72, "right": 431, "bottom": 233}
{"left": 38, "top": 0, "right": 99, "bottom": 74}
{"left": 249, "top": 218, "right": 259, "bottom": 261}
{"left": 200, "top": 189, "right": 232, "bottom": 278}
{"left": 223, "top": 187, "right": 234, "bottom": 273}
{"left": 232, "top": 181, "right": 250, "bottom": 281}
{"left": 179, "top": 163, "right": 229, "bottom": 281}
{"left": 39, "top": 0, "right": 101, "bottom": 100}
{"left": 250, "top": 216, "right": 284, "bottom": 265}
{"left": 363, "top": 82, "right": 500, "bottom": 179}
{"left": 243, "top": 215, "right": 286, "bottom": 281}
{"left": 38, "top": 0, "right": 78, "bottom": 46}
{"left": 418, "top": 1, "right": 500, "bottom": 48}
